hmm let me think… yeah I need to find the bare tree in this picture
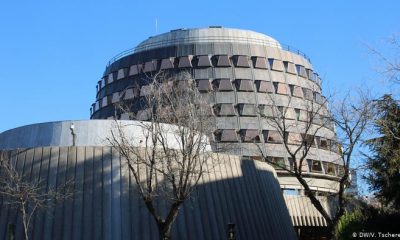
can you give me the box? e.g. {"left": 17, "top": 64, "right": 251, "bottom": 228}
{"left": 369, "top": 35, "right": 400, "bottom": 84}
{"left": 369, "top": 35, "right": 400, "bottom": 141}
{"left": 108, "top": 71, "right": 217, "bottom": 240}
{"left": 330, "top": 91, "right": 373, "bottom": 226}
{"left": 0, "top": 151, "right": 73, "bottom": 240}
{"left": 257, "top": 86, "right": 334, "bottom": 224}
{"left": 257, "top": 86, "right": 372, "bottom": 233}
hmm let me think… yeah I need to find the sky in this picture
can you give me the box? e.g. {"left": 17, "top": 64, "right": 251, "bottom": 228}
{"left": 0, "top": 0, "right": 399, "bottom": 192}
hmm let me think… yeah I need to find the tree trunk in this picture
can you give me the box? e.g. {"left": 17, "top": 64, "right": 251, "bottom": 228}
{"left": 156, "top": 202, "right": 181, "bottom": 240}
{"left": 295, "top": 174, "right": 333, "bottom": 227}
{"left": 21, "top": 203, "right": 29, "bottom": 240}
{"left": 158, "top": 223, "right": 172, "bottom": 240}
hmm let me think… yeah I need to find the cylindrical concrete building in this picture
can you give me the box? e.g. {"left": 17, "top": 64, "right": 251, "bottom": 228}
{"left": 91, "top": 27, "right": 341, "bottom": 236}
{"left": 0, "top": 120, "right": 297, "bottom": 240}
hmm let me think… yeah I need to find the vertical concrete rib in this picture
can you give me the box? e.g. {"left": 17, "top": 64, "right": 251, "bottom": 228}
{"left": 111, "top": 148, "right": 122, "bottom": 240}
{"left": 93, "top": 147, "right": 103, "bottom": 240}
{"left": 102, "top": 147, "right": 112, "bottom": 240}
{"left": 62, "top": 147, "right": 76, "bottom": 240}
{"left": 33, "top": 147, "right": 48, "bottom": 240}
{"left": 71, "top": 146, "right": 85, "bottom": 240}
{"left": 82, "top": 147, "right": 94, "bottom": 240}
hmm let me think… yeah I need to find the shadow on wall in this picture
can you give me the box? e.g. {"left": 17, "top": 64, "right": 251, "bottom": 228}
{"left": 0, "top": 147, "right": 296, "bottom": 240}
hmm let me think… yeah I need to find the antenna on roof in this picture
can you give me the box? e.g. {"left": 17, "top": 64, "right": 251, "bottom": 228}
{"left": 155, "top": 18, "right": 158, "bottom": 33}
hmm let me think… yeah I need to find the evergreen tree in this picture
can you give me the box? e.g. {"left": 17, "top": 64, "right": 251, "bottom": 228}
{"left": 365, "top": 94, "right": 400, "bottom": 210}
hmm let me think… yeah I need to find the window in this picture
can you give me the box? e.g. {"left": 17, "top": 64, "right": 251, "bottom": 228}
{"left": 314, "top": 92, "right": 323, "bottom": 104}
{"left": 319, "top": 138, "right": 330, "bottom": 150}
{"left": 214, "top": 129, "right": 238, "bottom": 142}
{"left": 240, "top": 129, "right": 260, "bottom": 142}
{"left": 107, "top": 73, "right": 114, "bottom": 84}
{"left": 255, "top": 80, "right": 274, "bottom": 93}
{"left": 337, "top": 165, "right": 345, "bottom": 177}
{"left": 213, "top": 104, "right": 236, "bottom": 116}
{"left": 116, "top": 69, "right": 125, "bottom": 80}
{"left": 285, "top": 108, "right": 296, "bottom": 119}
{"left": 307, "top": 159, "right": 323, "bottom": 172}
{"left": 233, "top": 55, "right": 250, "bottom": 68}
{"left": 123, "top": 88, "right": 136, "bottom": 100}
{"left": 213, "top": 79, "right": 233, "bottom": 91}
{"left": 267, "top": 156, "right": 286, "bottom": 169}
{"left": 235, "top": 79, "right": 253, "bottom": 92}
{"left": 307, "top": 69, "right": 316, "bottom": 81}
{"left": 95, "top": 101, "right": 100, "bottom": 111}
{"left": 120, "top": 112, "right": 130, "bottom": 120}
{"left": 252, "top": 57, "right": 268, "bottom": 69}
{"left": 289, "top": 84, "right": 294, "bottom": 95}
{"left": 237, "top": 104, "right": 256, "bottom": 116}
{"left": 143, "top": 61, "right": 157, "bottom": 72}
{"left": 196, "top": 79, "right": 212, "bottom": 92}
{"left": 301, "top": 110, "right": 310, "bottom": 122}
{"left": 331, "top": 141, "right": 341, "bottom": 153}
{"left": 313, "top": 160, "right": 323, "bottom": 172}
{"left": 160, "top": 58, "right": 175, "bottom": 70}
{"left": 288, "top": 158, "right": 294, "bottom": 171}
{"left": 263, "top": 130, "right": 283, "bottom": 143}
{"left": 314, "top": 73, "right": 321, "bottom": 83}
{"left": 101, "top": 96, "right": 108, "bottom": 107}
{"left": 197, "top": 55, "right": 212, "bottom": 67}
{"left": 112, "top": 92, "right": 120, "bottom": 103}
{"left": 259, "top": 105, "right": 274, "bottom": 117}
{"left": 292, "top": 86, "right": 304, "bottom": 98}
{"left": 178, "top": 56, "right": 193, "bottom": 68}
{"left": 296, "top": 64, "right": 307, "bottom": 78}
{"left": 283, "top": 189, "right": 300, "bottom": 195}
{"left": 294, "top": 108, "right": 301, "bottom": 121}
{"left": 303, "top": 88, "right": 313, "bottom": 100}
{"left": 268, "top": 58, "right": 284, "bottom": 71}
{"left": 302, "top": 134, "right": 315, "bottom": 147}
{"left": 283, "top": 61, "right": 297, "bottom": 74}
{"left": 216, "top": 55, "right": 231, "bottom": 67}
{"left": 274, "top": 82, "right": 289, "bottom": 95}
{"left": 129, "top": 64, "right": 140, "bottom": 76}
{"left": 323, "top": 162, "right": 336, "bottom": 175}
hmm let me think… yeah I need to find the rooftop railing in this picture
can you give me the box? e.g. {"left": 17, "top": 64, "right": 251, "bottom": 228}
{"left": 106, "top": 36, "right": 311, "bottom": 66}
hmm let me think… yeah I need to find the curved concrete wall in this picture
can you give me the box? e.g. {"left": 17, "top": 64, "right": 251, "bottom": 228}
{"left": 0, "top": 147, "right": 296, "bottom": 240}
{"left": 0, "top": 120, "right": 201, "bottom": 151}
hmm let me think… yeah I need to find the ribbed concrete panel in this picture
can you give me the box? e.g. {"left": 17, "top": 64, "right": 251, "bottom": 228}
{"left": 284, "top": 195, "right": 334, "bottom": 227}
{"left": 0, "top": 147, "right": 296, "bottom": 240}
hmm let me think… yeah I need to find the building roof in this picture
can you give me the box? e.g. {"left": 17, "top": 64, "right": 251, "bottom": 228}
{"left": 135, "top": 27, "right": 282, "bottom": 53}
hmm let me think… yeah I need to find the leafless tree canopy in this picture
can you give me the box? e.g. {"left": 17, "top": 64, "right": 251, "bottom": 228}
{"left": 330, "top": 90, "right": 373, "bottom": 223}
{"left": 257, "top": 86, "right": 373, "bottom": 231}
{"left": 109, "top": 71, "right": 217, "bottom": 240}
{"left": 369, "top": 35, "right": 400, "bottom": 84}
{"left": 257, "top": 88, "right": 335, "bottom": 225}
